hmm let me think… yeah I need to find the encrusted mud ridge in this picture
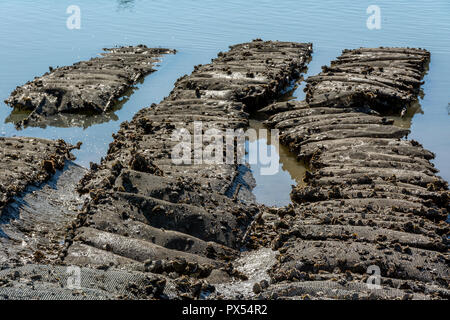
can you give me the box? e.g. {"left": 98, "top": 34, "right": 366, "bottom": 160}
{"left": 1, "top": 162, "right": 86, "bottom": 268}
{"left": 5, "top": 45, "right": 174, "bottom": 128}
{"left": 1, "top": 137, "right": 81, "bottom": 270}
{"left": 0, "top": 40, "right": 313, "bottom": 300}
{"left": 0, "top": 137, "right": 78, "bottom": 213}
{"left": 305, "top": 47, "right": 430, "bottom": 113}
{"left": 1, "top": 45, "right": 448, "bottom": 300}
{"left": 245, "top": 47, "right": 449, "bottom": 300}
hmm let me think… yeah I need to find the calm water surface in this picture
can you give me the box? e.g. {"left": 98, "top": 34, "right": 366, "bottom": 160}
{"left": 0, "top": 0, "right": 449, "bottom": 206}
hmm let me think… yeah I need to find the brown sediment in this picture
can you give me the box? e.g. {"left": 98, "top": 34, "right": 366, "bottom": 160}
{"left": 246, "top": 47, "right": 449, "bottom": 300}
{"left": 1, "top": 45, "right": 447, "bottom": 301}
{"left": 0, "top": 137, "right": 77, "bottom": 213}
{"left": 0, "top": 162, "right": 86, "bottom": 268}
{"left": 0, "top": 137, "right": 81, "bottom": 267}
{"left": 304, "top": 47, "right": 430, "bottom": 113}
{"left": 45, "top": 40, "right": 313, "bottom": 299}
{"left": 5, "top": 45, "right": 174, "bottom": 128}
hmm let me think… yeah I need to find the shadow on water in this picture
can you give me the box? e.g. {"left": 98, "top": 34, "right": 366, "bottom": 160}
{"left": 225, "top": 164, "right": 256, "bottom": 201}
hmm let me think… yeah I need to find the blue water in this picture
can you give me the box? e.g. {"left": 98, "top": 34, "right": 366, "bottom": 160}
{"left": 0, "top": 0, "right": 449, "bottom": 206}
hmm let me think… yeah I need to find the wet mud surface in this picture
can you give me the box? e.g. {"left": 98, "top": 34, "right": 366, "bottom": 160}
{"left": 1, "top": 40, "right": 313, "bottom": 299}
{"left": 0, "top": 44, "right": 448, "bottom": 300}
{"left": 5, "top": 46, "right": 174, "bottom": 128}
{"left": 69, "top": 39, "right": 311, "bottom": 261}
{"left": 246, "top": 48, "right": 449, "bottom": 300}
{"left": 1, "top": 162, "right": 86, "bottom": 267}
{"left": 0, "top": 137, "right": 77, "bottom": 214}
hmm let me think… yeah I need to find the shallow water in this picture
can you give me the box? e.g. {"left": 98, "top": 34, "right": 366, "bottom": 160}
{"left": 246, "top": 117, "right": 308, "bottom": 207}
{"left": 0, "top": 0, "right": 449, "bottom": 206}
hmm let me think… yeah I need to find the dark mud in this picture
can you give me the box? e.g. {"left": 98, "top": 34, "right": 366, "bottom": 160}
{"left": 304, "top": 47, "right": 430, "bottom": 113}
{"left": 0, "top": 137, "right": 78, "bottom": 214}
{"left": 0, "top": 137, "right": 81, "bottom": 271}
{"left": 1, "top": 162, "right": 86, "bottom": 267}
{"left": 39, "top": 40, "right": 312, "bottom": 299}
{"left": 244, "top": 48, "right": 449, "bottom": 300}
{"left": 1, "top": 45, "right": 448, "bottom": 300}
{"left": 5, "top": 46, "right": 174, "bottom": 128}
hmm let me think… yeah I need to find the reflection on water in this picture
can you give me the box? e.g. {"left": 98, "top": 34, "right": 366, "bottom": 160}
{"left": 249, "top": 118, "right": 309, "bottom": 185}
{"left": 5, "top": 86, "right": 135, "bottom": 130}
{"left": 246, "top": 88, "right": 424, "bottom": 206}
{"left": 390, "top": 101, "right": 424, "bottom": 129}
{"left": 246, "top": 118, "right": 308, "bottom": 207}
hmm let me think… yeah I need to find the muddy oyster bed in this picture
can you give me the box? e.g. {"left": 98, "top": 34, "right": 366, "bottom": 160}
{"left": 5, "top": 46, "right": 174, "bottom": 128}
{"left": 0, "top": 137, "right": 81, "bottom": 266}
{"left": 61, "top": 40, "right": 312, "bottom": 298}
{"left": 1, "top": 40, "right": 314, "bottom": 299}
{"left": 246, "top": 48, "right": 449, "bottom": 300}
{"left": 304, "top": 47, "right": 430, "bottom": 113}
{"left": 0, "top": 44, "right": 448, "bottom": 300}
{"left": 0, "top": 137, "right": 77, "bottom": 213}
